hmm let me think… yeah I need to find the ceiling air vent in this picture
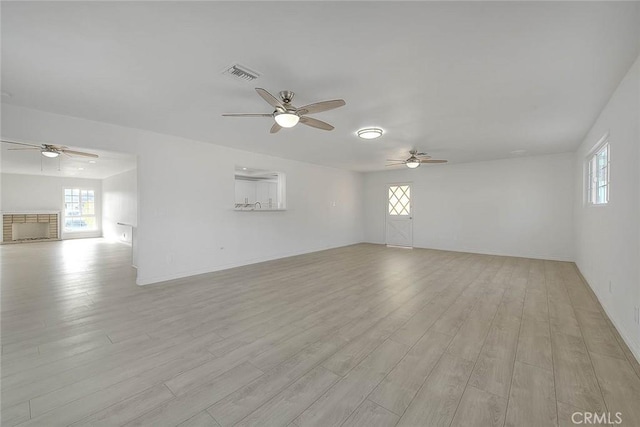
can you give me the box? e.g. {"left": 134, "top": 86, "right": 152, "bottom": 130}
{"left": 222, "top": 64, "right": 260, "bottom": 82}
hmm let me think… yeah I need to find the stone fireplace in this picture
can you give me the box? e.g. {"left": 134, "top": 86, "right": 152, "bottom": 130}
{"left": 2, "top": 213, "right": 60, "bottom": 243}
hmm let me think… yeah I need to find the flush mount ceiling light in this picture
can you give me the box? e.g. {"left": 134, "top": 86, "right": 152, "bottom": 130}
{"left": 274, "top": 111, "right": 300, "bottom": 128}
{"left": 357, "top": 128, "right": 383, "bottom": 140}
{"left": 41, "top": 148, "right": 60, "bottom": 158}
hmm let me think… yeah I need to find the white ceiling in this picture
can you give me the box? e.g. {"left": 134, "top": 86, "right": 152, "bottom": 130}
{"left": 1, "top": 142, "right": 136, "bottom": 180}
{"left": 1, "top": 1, "right": 639, "bottom": 172}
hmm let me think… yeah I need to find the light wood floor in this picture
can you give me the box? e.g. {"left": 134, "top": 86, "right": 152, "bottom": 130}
{"left": 2, "top": 239, "right": 640, "bottom": 427}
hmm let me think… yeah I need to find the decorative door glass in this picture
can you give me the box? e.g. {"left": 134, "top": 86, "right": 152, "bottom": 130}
{"left": 388, "top": 185, "right": 410, "bottom": 216}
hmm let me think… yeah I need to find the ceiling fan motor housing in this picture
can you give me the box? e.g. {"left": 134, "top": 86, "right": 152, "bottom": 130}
{"left": 279, "top": 90, "right": 295, "bottom": 104}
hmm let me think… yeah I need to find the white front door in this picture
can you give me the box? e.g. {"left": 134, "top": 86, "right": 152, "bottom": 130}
{"left": 386, "top": 183, "right": 413, "bottom": 247}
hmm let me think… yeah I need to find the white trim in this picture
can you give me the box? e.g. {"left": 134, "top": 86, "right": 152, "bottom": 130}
{"left": 385, "top": 182, "right": 414, "bottom": 248}
{"left": 403, "top": 243, "right": 574, "bottom": 262}
{"left": 62, "top": 187, "right": 98, "bottom": 236}
{"left": 585, "top": 139, "right": 610, "bottom": 206}
{"left": 136, "top": 241, "right": 362, "bottom": 285}
{"left": 233, "top": 208, "right": 287, "bottom": 212}
{"left": 1, "top": 210, "right": 60, "bottom": 214}
{"left": 63, "top": 231, "right": 103, "bottom": 239}
{"left": 575, "top": 265, "right": 640, "bottom": 365}
{"left": 586, "top": 131, "right": 610, "bottom": 156}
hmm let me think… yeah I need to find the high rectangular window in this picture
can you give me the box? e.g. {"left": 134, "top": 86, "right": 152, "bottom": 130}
{"left": 64, "top": 188, "right": 96, "bottom": 231}
{"left": 587, "top": 141, "right": 609, "bottom": 205}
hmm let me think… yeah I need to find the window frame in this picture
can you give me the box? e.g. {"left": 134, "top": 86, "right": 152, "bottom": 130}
{"left": 63, "top": 187, "right": 97, "bottom": 232}
{"left": 585, "top": 136, "right": 610, "bottom": 206}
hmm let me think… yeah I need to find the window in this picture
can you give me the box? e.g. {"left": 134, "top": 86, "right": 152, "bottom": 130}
{"left": 587, "top": 141, "right": 610, "bottom": 205}
{"left": 64, "top": 188, "right": 96, "bottom": 231}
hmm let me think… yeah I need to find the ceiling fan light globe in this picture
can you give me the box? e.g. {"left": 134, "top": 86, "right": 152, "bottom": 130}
{"left": 41, "top": 150, "right": 59, "bottom": 158}
{"left": 274, "top": 113, "right": 299, "bottom": 128}
{"left": 406, "top": 160, "right": 420, "bottom": 169}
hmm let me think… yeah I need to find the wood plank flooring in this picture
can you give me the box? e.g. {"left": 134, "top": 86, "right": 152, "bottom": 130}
{"left": 2, "top": 238, "right": 640, "bottom": 426}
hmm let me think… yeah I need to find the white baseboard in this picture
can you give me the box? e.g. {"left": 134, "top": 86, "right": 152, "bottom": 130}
{"left": 104, "top": 236, "right": 132, "bottom": 246}
{"left": 574, "top": 265, "right": 640, "bottom": 365}
{"left": 366, "top": 240, "right": 574, "bottom": 262}
{"left": 62, "top": 231, "right": 103, "bottom": 240}
{"left": 136, "top": 241, "right": 362, "bottom": 286}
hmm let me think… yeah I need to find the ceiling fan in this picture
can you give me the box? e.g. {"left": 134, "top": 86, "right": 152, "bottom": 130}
{"left": 1, "top": 140, "right": 99, "bottom": 158}
{"left": 387, "top": 150, "right": 448, "bottom": 169}
{"left": 223, "top": 88, "right": 345, "bottom": 133}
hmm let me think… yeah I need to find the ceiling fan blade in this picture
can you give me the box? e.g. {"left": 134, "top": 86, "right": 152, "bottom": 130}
{"left": 1, "top": 139, "right": 41, "bottom": 148}
{"left": 299, "top": 116, "right": 334, "bottom": 131}
{"left": 420, "top": 159, "right": 448, "bottom": 164}
{"left": 8, "top": 147, "right": 40, "bottom": 151}
{"left": 386, "top": 163, "right": 406, "bottom": 167}
{"left": 386, "top": 159, "right": 408, "bottom": 162}
{"left": 270, "top": 123, "right": 282, "bottom": 134}
{"left": 256, "top": 88, "right": 284, "bottom": 110}
{"left": 61, "top": 149, "right": 99, "bottom": 158}
{"left": 297, "top": 99, "right": 346, "bottom": 115}
{"left": 222, "top": 113, "right": 273, "bottom": 117}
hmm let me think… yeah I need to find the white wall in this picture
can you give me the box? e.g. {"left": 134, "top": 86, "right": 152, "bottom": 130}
{"left": 363, "top": 153, "right": 575, "bottom": 261}
{"left": 574, "top": 54, "right": 640, "bottom": 360}
{"left": 0, "top": 148, "right": 3, "bottom": 214}
{"left": 1, "top": 173, "right": 102, "bottom": 239}
{"left": 102, "top": 168, "right": 137, "bottom": 244}
{"left": 1, "top": 105, "right": 364, "bottom": 285}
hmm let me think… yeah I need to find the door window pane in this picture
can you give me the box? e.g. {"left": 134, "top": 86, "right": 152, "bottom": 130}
{"left": 388, "top": 185, "right": 411, "bottom": 216}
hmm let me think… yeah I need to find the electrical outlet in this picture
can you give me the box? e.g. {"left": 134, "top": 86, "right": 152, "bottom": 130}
{"left": 609, "top": 281, "right": 612, "bottom": 293}
{"left": 635, "top": 306, "right": 640, "bottom": 324}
